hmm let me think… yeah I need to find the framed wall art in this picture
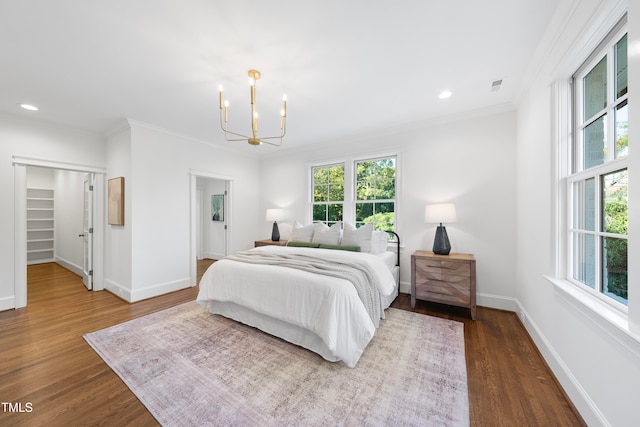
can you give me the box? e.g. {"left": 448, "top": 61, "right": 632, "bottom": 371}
{"left": 108, "top": 177, "right": 125, "bottom": 225}
{"left": 212, "top": 194, "right": 224, "bottom": 221}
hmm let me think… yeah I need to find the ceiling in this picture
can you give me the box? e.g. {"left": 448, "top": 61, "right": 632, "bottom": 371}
{"left": 0, "top": 0, "right": 560, "bottom": 152}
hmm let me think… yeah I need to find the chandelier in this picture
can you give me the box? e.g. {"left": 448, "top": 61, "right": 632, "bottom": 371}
{"left": 218, "top": 69, "right": 287, "bottom": 146}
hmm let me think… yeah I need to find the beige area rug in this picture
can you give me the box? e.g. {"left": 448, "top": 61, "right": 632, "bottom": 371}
{"left": 84, "top": 302, "right": 469, "bottom": 426}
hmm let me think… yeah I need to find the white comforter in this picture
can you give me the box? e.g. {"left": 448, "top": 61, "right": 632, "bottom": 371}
{"left": 196, "top": 245, "right": 397, "bottom": 367}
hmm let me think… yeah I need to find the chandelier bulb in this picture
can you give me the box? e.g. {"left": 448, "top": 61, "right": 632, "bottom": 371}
{"left": 219, "top": 69, "right": 285, "bottom": 147}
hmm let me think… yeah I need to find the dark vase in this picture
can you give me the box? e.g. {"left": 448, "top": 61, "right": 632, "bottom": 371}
{"left": 271, "top": 222, "right": 280, "bottom": 241}
{"left": 432, "top": 224, "right": 451, "bottom": 255}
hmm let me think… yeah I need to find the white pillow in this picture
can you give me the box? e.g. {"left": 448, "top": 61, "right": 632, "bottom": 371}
{"left": 371, "top": 230, "right": 390, "bottom": 253}
{"left": 312, "top": 222, "right": 342, "bottom": 245}
{"left": 289, "top": 221, "right": 316, "bottom": 243}
{"left": 342, "top": 222, "right": 373, "bottom": 252}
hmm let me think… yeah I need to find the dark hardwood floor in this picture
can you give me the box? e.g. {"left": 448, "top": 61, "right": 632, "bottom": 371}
{"left": 0, "top": 262, "right": 584, "bottom": 426}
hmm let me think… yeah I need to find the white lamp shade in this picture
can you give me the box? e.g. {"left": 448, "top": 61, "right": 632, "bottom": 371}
{"left": 266, "top": 208, "right": 284, "bottom": 222}
{"left": 424, "top": 204, "right": 457, "bottom": 224}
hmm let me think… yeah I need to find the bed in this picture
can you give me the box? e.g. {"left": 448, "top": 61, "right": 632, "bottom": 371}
{"left": 196, "top": 225, "right": 400, "bottom": 368}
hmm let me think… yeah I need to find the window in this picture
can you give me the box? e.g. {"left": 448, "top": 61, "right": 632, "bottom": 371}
{"left": 355, "top": 156, "right": 396, "bottom": 231}
{"left": 310, "top": 155, "right": 398, "bottom": 231}
{"left": 568, "top": 20, "right": 628, "bottom": 306}
{"left": 312, "top": 163, "right": 344, "bottom": 225}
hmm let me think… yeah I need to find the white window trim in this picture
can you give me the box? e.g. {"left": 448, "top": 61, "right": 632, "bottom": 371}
{"left": 549, "top": 8, "right": 637, "bottom": 342}
{"left": 353, "top": 154, "right": 398, "bottom": 230}
{"left": 567, "top": 20, "right": 629, "bottom": 312}
{"left": 310, "top": 162, "right": 346, "bottom": 224}
{"left": 307, "top": 151, "right": 401, "bottom": 236}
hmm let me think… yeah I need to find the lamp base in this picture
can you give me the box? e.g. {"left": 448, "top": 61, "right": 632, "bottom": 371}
{"left": 271, "top": 222, "right": 280, "bottom": 242}
{"left": 432, "top": 224, "right": 451, "bottom": 255}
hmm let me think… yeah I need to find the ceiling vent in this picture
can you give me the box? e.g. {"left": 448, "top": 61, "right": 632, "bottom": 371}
{"left": 490, "top": 79, "right": 503, "bottom": 92}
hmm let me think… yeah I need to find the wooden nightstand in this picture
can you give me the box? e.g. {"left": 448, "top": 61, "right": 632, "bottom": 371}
{"left": 411, "top": 250, "right": 476, "bottom": 320}
{"left": 254, "top": 239, "right": 288, "bottom": 247}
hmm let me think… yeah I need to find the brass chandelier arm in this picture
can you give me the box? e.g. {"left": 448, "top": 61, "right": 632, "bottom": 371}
{"left": 218, "top": 69, "right": 287, "bottom": 147}
{"left": 219, "top": 109, "right": 285, "bottom": 146}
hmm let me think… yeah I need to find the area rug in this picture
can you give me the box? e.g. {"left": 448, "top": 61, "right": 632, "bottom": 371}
{"left": 84, "top": 302, "right": 469, "bottom": 426}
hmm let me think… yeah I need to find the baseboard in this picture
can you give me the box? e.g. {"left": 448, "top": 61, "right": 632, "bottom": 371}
{"left": 55, "top": 256, "right": 83, "bottom": 277}
{"left": 0, "top": 295, "right": 15, "bottom": 312}
{"left": 398, "top": 289, "right": 519, "bottom": 312}
{"left": 204, "top": 251, "right": 225, "bottom": 260}
{"left": 399, "top": 280, "right": 411, "bottom": 295}
{"left": 515, "top": 300, "right": 608, "bottom": 426}
{"left": 476, "top": 292, "right": 519, "bottom": 312}
{"left": 104, "top": 279, "right": 132, "bottom": 302}
{"left": 129, "top": 277, "right": 192, "bottom": 303}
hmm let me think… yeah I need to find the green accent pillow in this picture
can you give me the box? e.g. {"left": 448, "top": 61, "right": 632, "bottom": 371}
{"left": 286, "top": 241, "right": 321, "bottom": 248}
{"left": 318, "top": 244, "right": 361, "bottom": 252}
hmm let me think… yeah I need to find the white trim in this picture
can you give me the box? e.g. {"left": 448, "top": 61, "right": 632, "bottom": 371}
{"left": 204, "top": 251, "right": 226, "bottom": 260}
{"left": 104, "top": 278, "right": 131, "bottom": 301}
{"left": 0, "top": 296, "right": 16, "bottom": 312}
{"left": 545, "top": 276, "right": 640, "bottom": 354}
{"left": 127, "top": 118, "right": 260, "bottom": 158}
{"left": 307, "top": 151, "right": 402, "bottom": 238}
{"left": 14, "top": 164, "right": 27, "bottom": 308}
{"left": 551, "top": 1, "right": 627, "bottom": 79}
{"left": 189, "top": 169, "right": 234, "bottom": 287}
{"left": 516, "top": 295, "right": 611, "bottom": 427}
{"left": 54, "top": 255, "right": 83, "bottom": 277}
{"left": 13, "top": 156, "right": 106, "bottom": 308}
{"left": 129, "top": 277, "right": 192, "bottom": 303}
{"left": 12, "top": 156, "right": 105, "bottom": 174}
{"left": 476, "top": 292, "right": 518, "bottom": 312}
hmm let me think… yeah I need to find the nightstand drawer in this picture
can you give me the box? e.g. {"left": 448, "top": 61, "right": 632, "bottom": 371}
{"left": 416, "top": 258, "right": 470, "bottom": 277}
{"left": 411, "top": 250, "right": 476, "bottom": 319}
{"left": 415, "top": 280, "right": 471, "bottom": 304}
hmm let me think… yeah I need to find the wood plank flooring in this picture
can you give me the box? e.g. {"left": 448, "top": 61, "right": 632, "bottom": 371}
{"left": 0, "top": 262, "right": 584, "bottom": 426}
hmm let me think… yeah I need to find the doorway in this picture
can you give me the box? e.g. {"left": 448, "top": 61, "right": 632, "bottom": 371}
{"left": 189, "top": 170, "right": 233, "bottom": 286}
{"left": 13, "top": 156, "right": 105, "bottom": 309}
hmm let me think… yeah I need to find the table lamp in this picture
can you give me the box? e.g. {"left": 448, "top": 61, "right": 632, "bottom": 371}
{"left": 424, "top": 204, "right": 457, "bottom": 255}
{"left": 266, "top": 208, "right": 284, "bottom": 241}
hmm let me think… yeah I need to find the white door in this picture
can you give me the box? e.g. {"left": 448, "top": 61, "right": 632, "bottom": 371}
{"left": 81, "top": 174, "right": 94, "bottom": 290}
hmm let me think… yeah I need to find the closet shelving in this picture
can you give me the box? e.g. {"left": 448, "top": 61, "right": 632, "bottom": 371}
{"left": 26, "top": 187, "right": 54, "bottom": 265}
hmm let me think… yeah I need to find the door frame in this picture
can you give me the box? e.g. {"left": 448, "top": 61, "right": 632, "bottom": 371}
{"left": 82, "top": 174, "right": 94, "bottom": 290}
{"left": 189, "top": 169, "right": 233, "bottom": 286}
{"left": 13, "top": 156, "right": 105, "bottom": 308}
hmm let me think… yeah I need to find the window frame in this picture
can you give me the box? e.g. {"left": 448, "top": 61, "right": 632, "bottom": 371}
{"left": 353, "top": 155, "right": 397, "bottom": 231}
{"left": 308, "top": 153, "right": 400, "bottom": 235}
{"left": 311, "top": 162, "right": 345, "bottom": 226}
{"left": 566, "top": 18, "right": 628, "bottom": 311}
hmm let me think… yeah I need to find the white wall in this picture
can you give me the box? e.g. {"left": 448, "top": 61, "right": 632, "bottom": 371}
{"left": 54, "top": 169, "right": 85, "bottom": 275}
{"left": 516, "top": 0, "right": 639, "bottom": 425}
{"left": 259, "top": 108, "right": 518, "bottom": 304}
{"left": 0, "top": 113, "right": 105, "bottom": 310}
{"left": 26, "top": 166, "right": 54, "bottom": 188}
{"left": 105, "top": 124, "right": 133, "bottom": 298}
{"left": 103, "top": 120, "right": 261, "bottom": 302}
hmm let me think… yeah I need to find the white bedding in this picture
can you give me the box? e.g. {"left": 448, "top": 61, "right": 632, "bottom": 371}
{"left": 196, "top": 245, "right": 398, "bottom": 367}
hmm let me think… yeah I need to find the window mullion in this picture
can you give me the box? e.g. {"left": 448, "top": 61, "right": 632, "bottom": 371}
{"left": 607, "top": 45, "right": 616, "bottom": 163}
{"left": 595, "top": 174, "right": 603, "bottom": 293}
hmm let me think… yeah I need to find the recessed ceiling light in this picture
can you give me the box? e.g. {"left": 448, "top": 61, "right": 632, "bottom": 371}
{"left": 438, "top": 90, "right": 452, "bottom": 99}
{"left": 19, "top": 103, "right": 39, "bottom": 111}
